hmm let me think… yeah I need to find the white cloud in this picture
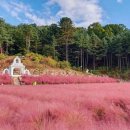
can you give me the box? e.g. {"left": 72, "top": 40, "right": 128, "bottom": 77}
{"left": 47, "top": 0, "right": 103, "bottom": 27}
{"left": 0, "top": 0, "right": 103, "bottom": 27}
{"left": 117, "top": 0, "right": 123, "bottom": 3}
{"left": 0, "top": 0, "right": 46, "bottom": 25}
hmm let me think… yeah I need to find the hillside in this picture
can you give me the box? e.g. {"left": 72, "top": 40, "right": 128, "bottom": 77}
{"left": 0, "top": 53, "right": 84, "bottom": 76}
{"left": 0, "top": 18, "right": 130, "bottom": 77}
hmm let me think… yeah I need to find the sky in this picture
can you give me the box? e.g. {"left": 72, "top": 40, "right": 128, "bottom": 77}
{"left": 0, "top": 0, "right": 130, "bottom": 28}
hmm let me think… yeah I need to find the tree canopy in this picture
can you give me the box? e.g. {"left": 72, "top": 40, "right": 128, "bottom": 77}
{"left": 0, "top": 17, "right": 130, "bottom": 73}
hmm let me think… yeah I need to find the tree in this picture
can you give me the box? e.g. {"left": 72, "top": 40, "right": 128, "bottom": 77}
{"left": 74, "top": 28, "right": 90, "bottom": 70}
{"left": 88, "top": 33, "right": 106, "bottom": 70}
{"left": 23, "top": 24, "right": 34, "bottom": 53}
{"left": 1, "top": 16, "right": 130, "bottom": 78}
{"left": 52, "top": 35, "right": 58, "bottom": 59}
{"left": 3, "top": 24, "right": 14, "bottom": 54}
{"left": 0, "top": 18, "right": 14, "bottom": 54}
{"left": 59, "top": 17, "right": 74, "bottom": 62}
{"left": 47, "top": 24, "right": 60, "bottom": 59}
{"left": 104, "top": 24, "right": 127, "bottom": 36}
{"left": 38, "top": 26, "right": 51, "bottom": 54}
{"left": 0, "top": 18, "right": 6, "bottom": 54}
{"left": 42, "top": 44, "right": 54, "bottom": 57}
{"left": 88, "top": 22, "right": 106, "bottom": 39}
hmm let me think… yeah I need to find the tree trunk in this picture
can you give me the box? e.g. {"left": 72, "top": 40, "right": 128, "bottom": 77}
{"left": 26, "top": 36, "right": 31, "bottom": 53}
{"left": 118, "top": 56, "right": 119, "bottom": 69}
{"left": 126, "top": 56, "right": 129, "bottom": 69}
{"left": 103, "top": 56, "right": 105, "bottom": 67}
{"left": 35, "top": 42, "right": 38, "bottom": 53}
{"left": 93, "top": 55, "right": 96, "bottom": 70}
{"left": 80, "top": 48, "right": 83, "bottom": 71}
{"left": 26, "top": 36, "right": 28, "bottom": 52}
{"left": 118, "top": 56, "right": 122, "bottom": 71}
{"left": 106, "top": 55, "right": 109, "bottom": 70}
{"left": 83, "top": 50, "right": 85, "bottom": 70}
{"left": 86, "top": 53, "right": 89, "bottom": 69}
{"left": 0, "top": 43, "right": 3, "bottom": 54}
{"left": 28, "top": 36, "right": 31, "bottom": 53}
{"left": 78, "top": 55, "right": 80, "bottom": 67}
{"left": 53, "top": 45, "right": 56, "bottom": 60}
{"left": 110, "top": 53, "right": 112, "bottom": 68}
{"left": 120, "top": 56, "right": 122, "bottom": 71}
{"left": 6, "top": 43, "right": 9, "bottom": 54}
{"left": 65, "top": 43, "right": 68, "bottom": 62}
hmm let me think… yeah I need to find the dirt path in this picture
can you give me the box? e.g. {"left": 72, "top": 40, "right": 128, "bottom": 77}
{"left": 12, "top": 77, "right": 20, "bottom": 85}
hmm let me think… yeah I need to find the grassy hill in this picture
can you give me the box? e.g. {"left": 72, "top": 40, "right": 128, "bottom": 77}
{"left": 0, "top": 53, "right": 84, "bottom": 76}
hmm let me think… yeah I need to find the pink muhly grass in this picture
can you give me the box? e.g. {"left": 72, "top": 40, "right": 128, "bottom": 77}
{"left": 0, "top": 83, "right": 130, "bottom": 129}
{"left": 21, "top": 75, "right": 118, "bottom": 85}
{"left": 0, "top": 74, "right": 12, "bottom": 85}
{"left": 0, "top": 124, "right": 14, "bottom": 130}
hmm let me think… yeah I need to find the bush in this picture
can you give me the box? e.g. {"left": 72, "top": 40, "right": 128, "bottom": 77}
{"left": 58, "top": 61, "right": 71, "bottom": 69}
{"left": 25, "top": 52, "right": 43, "bottom": 63}
{"left": 119, "top": 70, "right": 130, "bottom": 80}
{"left": 43, "top": 57, "right": 58, "bottom": 67}
{"left": 0, "top": 54, "right": 7, "bottom": 60}
{"left": 15, "top": 53, "right": 22, "bottom": 56}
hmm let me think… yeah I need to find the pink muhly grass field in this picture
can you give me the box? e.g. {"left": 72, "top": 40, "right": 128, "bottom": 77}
{"left": 21, "top": 75, "right": 118, "bottom": 85}
{"left": 0, "top": 83, "right": 130, "bottom": 130}
{"left": 0, "top": 74, "right": 12, "bottom": 85}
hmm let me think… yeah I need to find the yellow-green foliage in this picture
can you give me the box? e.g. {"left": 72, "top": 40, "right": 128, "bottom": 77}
{"left": 25, "top": 52, "right": 43, "bottom": 63}
{"left": 25, "top": 53, "right": 71, "bottom": 69}
{"left": 43, "top": 57, "right": 58, "bottom": 67}
{"left": 58, "top": 61, "right": 71, "bottom": 69}
{"left": 0, "top": 54, "right": 7, "bottom": 60}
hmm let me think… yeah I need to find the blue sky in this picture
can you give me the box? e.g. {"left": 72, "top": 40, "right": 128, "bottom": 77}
{"left": 0, "top": 0, "right": 130, "bottom": 28}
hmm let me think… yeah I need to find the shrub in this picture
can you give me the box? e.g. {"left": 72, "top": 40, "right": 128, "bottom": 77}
{"left": 0, "top": 54, "right": 7, "bottom": 60}
{"left": 43, "top": 57, "right": 58, "bottom": 67}
{"left": 15, "top": 53, "right": 22, "bottom": 56}
{"left": 25, "top": 52, "right": 43, "bottom": 63}
{"left": 58, "top": 61, "right": 71, "bottom": 69}
{"left": 119, "top": 70, "right": 130, "bottom": 80}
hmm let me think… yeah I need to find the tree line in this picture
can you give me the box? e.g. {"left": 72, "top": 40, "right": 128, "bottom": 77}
{"left": 0, "top": 17, "right": 130, "bottom": 71}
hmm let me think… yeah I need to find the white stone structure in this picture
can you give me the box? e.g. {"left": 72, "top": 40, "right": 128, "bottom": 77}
{"left": 3, "top": 56, "right": 30, "bottom": 77}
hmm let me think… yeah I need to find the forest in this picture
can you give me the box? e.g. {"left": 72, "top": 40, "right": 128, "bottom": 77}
{"left": 0, "top": 17, "right": 130, "bottom": 78}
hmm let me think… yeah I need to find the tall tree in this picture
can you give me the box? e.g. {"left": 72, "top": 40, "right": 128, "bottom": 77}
{"left": 88, "top": 33, "right": 106, "bottom": 70}
{"left": 52, "top": 35, "right": 58, "bottom": 59}
{"left": 74, "top": 28, "right": 90, "bottom": 70}
{"left": 23, "top": 24, "right": 34, "bottom": 53}
{"left": 59, "top": 17, "right": 74, "bottom": 62}
{"left": 0, "top": 18, "right": 6, "bottom": 53}
{"left": 88, "top": 22, "right": 106, "bottom": 39}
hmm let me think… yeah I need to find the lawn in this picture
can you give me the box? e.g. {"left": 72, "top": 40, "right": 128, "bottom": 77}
{"left": 0, "top": 83, "right": 130, "bottom": 130}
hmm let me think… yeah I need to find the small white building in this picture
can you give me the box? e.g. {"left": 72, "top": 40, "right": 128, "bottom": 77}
{"left": 3, "top": 56, "right": 30, "bottom": 77}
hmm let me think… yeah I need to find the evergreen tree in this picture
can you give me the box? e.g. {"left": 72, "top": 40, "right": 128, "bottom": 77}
{"left": 59, "top": 17, "right": 74, "bottom": 62}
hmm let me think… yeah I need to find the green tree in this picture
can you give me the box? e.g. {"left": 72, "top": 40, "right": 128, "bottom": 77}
{"left": 88, "top": 33, "right": 106, "bottom": 70}
{"left": 59, "top": 17, "right": 74, "bottom": 62}
{"left": 0, "top": 18, "right": 6, "bottom": 53}
{"left": 88, "top": 22, "right": 106, "bottom": 39}
{"left": 74, "top": 28, "right": 90, "bottom": 70}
